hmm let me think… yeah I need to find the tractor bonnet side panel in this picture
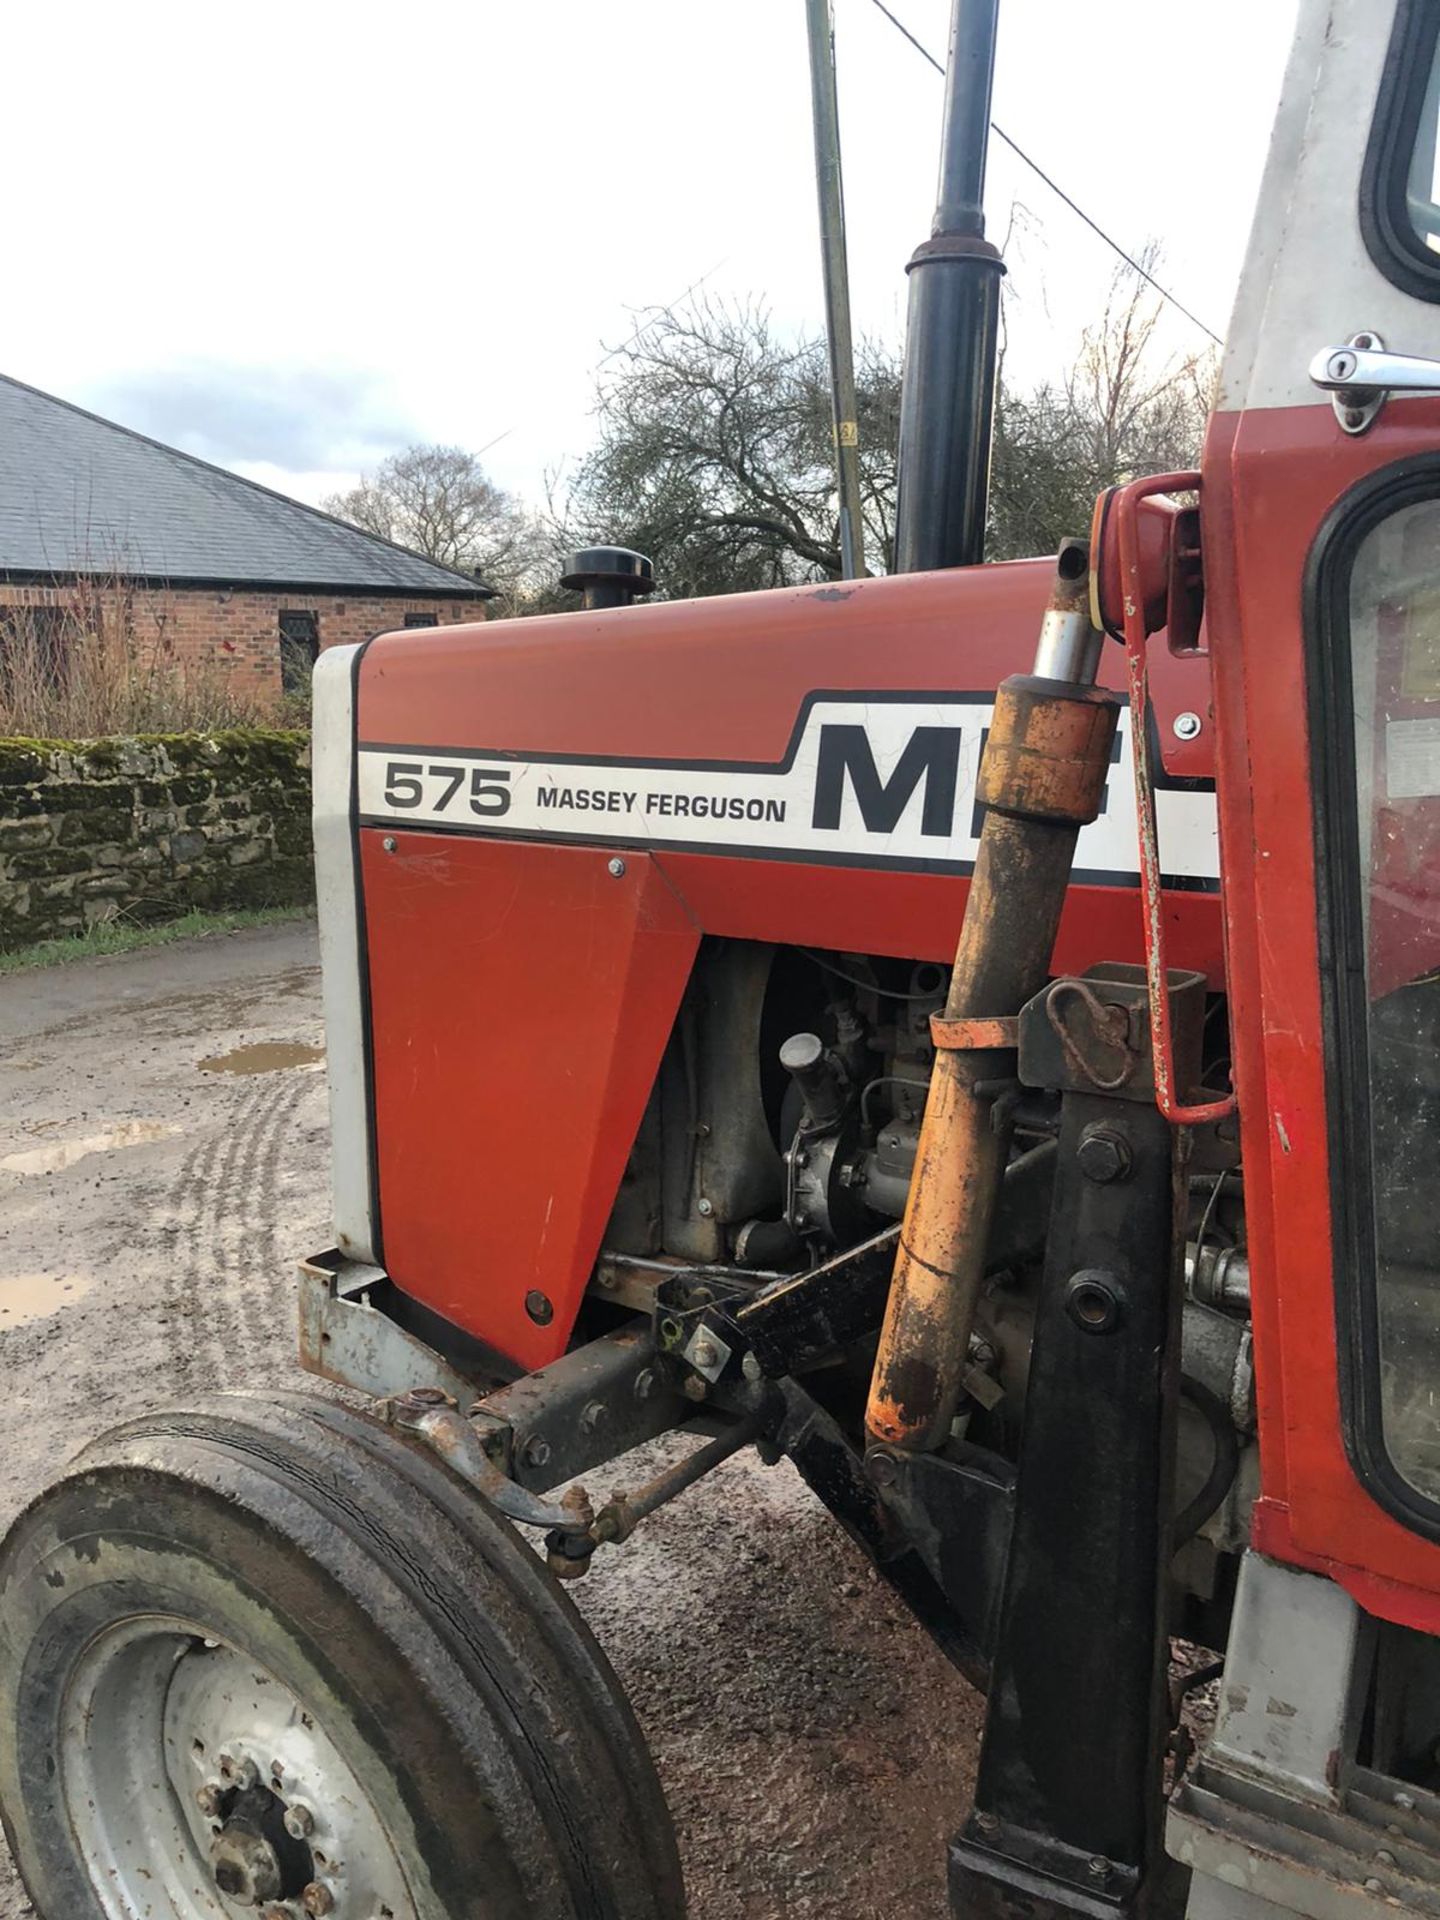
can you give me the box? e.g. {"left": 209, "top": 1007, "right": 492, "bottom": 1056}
{"left": 347, "top": 564, "right": 1220, "bottom": 1366}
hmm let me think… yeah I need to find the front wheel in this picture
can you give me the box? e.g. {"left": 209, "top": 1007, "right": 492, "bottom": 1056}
{"left": 0, "top": 1392, "right": 685, "bottom": 1920}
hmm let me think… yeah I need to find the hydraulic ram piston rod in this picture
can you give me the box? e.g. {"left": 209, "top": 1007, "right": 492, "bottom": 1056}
{"left": 866, "top": 541, "right": 1120, "bottom": 1450}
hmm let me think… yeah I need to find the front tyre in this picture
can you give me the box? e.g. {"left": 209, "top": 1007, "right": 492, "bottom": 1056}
{"left": 0, "top": 1393, "right": 685, "bottom": 1920}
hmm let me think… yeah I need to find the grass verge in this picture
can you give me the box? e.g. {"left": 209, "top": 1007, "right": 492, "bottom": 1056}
{"left": 0, "top": 905, "right": 314, "bottom": 974}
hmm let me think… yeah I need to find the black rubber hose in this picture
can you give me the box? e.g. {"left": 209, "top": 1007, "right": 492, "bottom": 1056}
{"left": 1172, "top": 1377, "right": 1240, "bottom": 1549}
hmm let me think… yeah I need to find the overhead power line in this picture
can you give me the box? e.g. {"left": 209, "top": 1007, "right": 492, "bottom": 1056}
{"left": 866, "top": 0, "right": 1223, "bottom": 346}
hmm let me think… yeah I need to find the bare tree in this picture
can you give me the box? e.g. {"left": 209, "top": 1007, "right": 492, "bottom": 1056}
{"left": 558, "top": 263, "right": 1213, "bottom": 596}
{"left": 558, "top": 298, "right": 902, "bottom": 597}
{"left": 323, "top": 445, "right": 542, "bottom": 609}
{"left": 990, "top": 254, "right": 1216, "bottom": 559}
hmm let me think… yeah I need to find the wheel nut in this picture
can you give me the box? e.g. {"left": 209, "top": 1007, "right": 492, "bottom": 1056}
{"left": 283, "top": 1802, "right": 315, "bottom": 1839}
{"left": 196, "top": 1783, "right": 225, "bottom": 1817}
{"left": 302, "top": 1884, "right": 336, "bottom": 1916}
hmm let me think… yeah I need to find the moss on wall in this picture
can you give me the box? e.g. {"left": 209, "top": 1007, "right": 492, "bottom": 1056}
{"left": 0, "top": 731, "right": 312, "bottom": 948}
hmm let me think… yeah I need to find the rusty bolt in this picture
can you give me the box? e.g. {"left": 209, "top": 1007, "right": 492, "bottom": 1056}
{"left": 196, "top": 1783, "right": 226, "bottom": 1817}
{"left": 1077, "top": 1127, "right": 1132, "bottom": 1184}
{"left": 521, "top": 1433, "right": 552, "bottom": 1470}
{"left": 682, "top": 1376, "right": 708, "bottom": 1402}
{"left": 302, "top": 1885, "right": 336, "bottom": 1917}
{"left": 579, "top": 1400, "right": 608, "bottom": 1434}
{"left": 283, "top": 1803, "right": 315, "bottom": 1840}
{"left": 691, "top": 1339, "right": 719, "bottom": 1371}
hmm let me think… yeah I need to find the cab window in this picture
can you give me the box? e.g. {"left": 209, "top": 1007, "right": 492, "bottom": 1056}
{"left": 1314, "top": 468, "right": 1440, "bottom": 1514}
{"left": 1364, "top": 2, "right": 1440, "bottom": 297}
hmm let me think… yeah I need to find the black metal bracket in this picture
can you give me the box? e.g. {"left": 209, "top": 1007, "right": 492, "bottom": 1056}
{"left": 950, "top": 1068, "right": 1183, "bottom": 1920}
{"left": 868, "top": 1442, "right": 1015, "bottom": 1663}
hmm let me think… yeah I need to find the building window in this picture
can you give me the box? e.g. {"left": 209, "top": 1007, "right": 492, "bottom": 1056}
{"left": 403, "top": 611, "right": 439, "bottom": 629}
{"left": 278, "top": 609, "right": 319, "bottom": 694}
{"left": 0, "top": 605, "right": 70, "bottom": 693}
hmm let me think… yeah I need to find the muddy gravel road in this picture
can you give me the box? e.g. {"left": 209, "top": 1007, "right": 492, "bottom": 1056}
{"left": 0, "top": 920, "right": 981, "bottom": 1918}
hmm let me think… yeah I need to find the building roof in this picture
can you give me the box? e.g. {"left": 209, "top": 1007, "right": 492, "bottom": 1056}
{"left": 0, "top": 372, "right": 491, "bottom": 597}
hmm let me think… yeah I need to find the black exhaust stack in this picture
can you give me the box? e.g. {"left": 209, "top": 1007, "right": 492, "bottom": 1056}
{"left": 893, "top": 0, "right": 1004, "bottom": 574}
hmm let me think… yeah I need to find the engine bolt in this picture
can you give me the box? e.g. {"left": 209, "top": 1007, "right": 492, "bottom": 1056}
{"left": 284, "top": 1803, "right": 315, "bottom": 1840}
{"left": 302, "top": 1884, "right": 336, "bottom": 1917}
{"left": 1173, "top": 711, "right": 1202, "bottom": 741}
{"left": 1076, "top": 1127, "right": 1132, "bottom": 1185}
{"left": 196, "top": 1783, "right": 225, "bottom": 1817}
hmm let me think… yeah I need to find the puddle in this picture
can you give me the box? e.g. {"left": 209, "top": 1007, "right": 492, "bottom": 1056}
{"left": 0, "top": 1120, "right": 182, "bottom": 1176}
{"left": 198, "top": 1042, "right": 324, "bottom": 1076}
{"left": 0, "top": 1272, "right": 95, "bottom": 1327}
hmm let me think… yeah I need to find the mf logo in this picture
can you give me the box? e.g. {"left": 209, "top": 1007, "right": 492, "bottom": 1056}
{"left": 811, "top": 723, "right": 962, "bottom": 838}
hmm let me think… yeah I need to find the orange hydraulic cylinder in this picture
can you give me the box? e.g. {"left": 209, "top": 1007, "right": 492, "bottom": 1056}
{"left": 865, "top": 659, "right": 1121, "bottom": 1452}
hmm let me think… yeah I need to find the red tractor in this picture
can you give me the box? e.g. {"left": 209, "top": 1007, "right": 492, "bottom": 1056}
{"left": 4, "top": 1, "right": 1440, "bottom": 1915}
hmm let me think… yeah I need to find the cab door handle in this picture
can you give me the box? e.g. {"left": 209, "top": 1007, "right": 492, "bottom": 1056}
{"left": 1309, "top": 332, "right": 1440, "bottom": 432}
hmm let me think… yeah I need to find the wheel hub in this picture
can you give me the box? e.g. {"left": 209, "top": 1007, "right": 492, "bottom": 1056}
{"left": 209, "top": 1782, "right": 312, "bottom": 1906}
{"left": 210, "top": 1824, "right": 284, "bottom": 1905}
{"left": 58, "top": 1620, "right": 418, "bottom": 1920}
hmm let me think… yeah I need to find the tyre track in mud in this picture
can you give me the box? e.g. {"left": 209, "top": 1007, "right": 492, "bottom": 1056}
{"left": 161, "top": 1068, "right": 325, "bottom": 1390}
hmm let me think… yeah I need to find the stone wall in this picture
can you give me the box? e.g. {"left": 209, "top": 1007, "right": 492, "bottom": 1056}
{"left": 0, "top": 731, "right": 313, "bottom": 947}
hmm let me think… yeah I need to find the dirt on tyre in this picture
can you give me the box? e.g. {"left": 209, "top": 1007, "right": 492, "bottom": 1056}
{"left": 0, "top": 1391, "right": 686, "bottom": 1920}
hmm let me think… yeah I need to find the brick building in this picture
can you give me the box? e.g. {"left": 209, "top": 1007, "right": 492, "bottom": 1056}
{"left": 0, "top": 373, "right": 491, "bottom": 703}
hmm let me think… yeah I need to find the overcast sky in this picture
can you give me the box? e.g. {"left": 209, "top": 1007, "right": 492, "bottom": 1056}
{"left": 3, "top": 1, "right": 1298, "bottom": 518}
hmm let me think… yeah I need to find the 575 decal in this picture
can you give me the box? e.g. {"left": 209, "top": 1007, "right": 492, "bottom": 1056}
{"left": 381, "top": 760, "right": 512, "bottom": 818}
{"left": 356, "top": 696, "right": 1220, "bottom": 885}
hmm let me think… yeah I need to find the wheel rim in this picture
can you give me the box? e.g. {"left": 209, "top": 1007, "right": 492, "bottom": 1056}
{"left": 60, "top": 1614, "right": 418, "bottom": 1920}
